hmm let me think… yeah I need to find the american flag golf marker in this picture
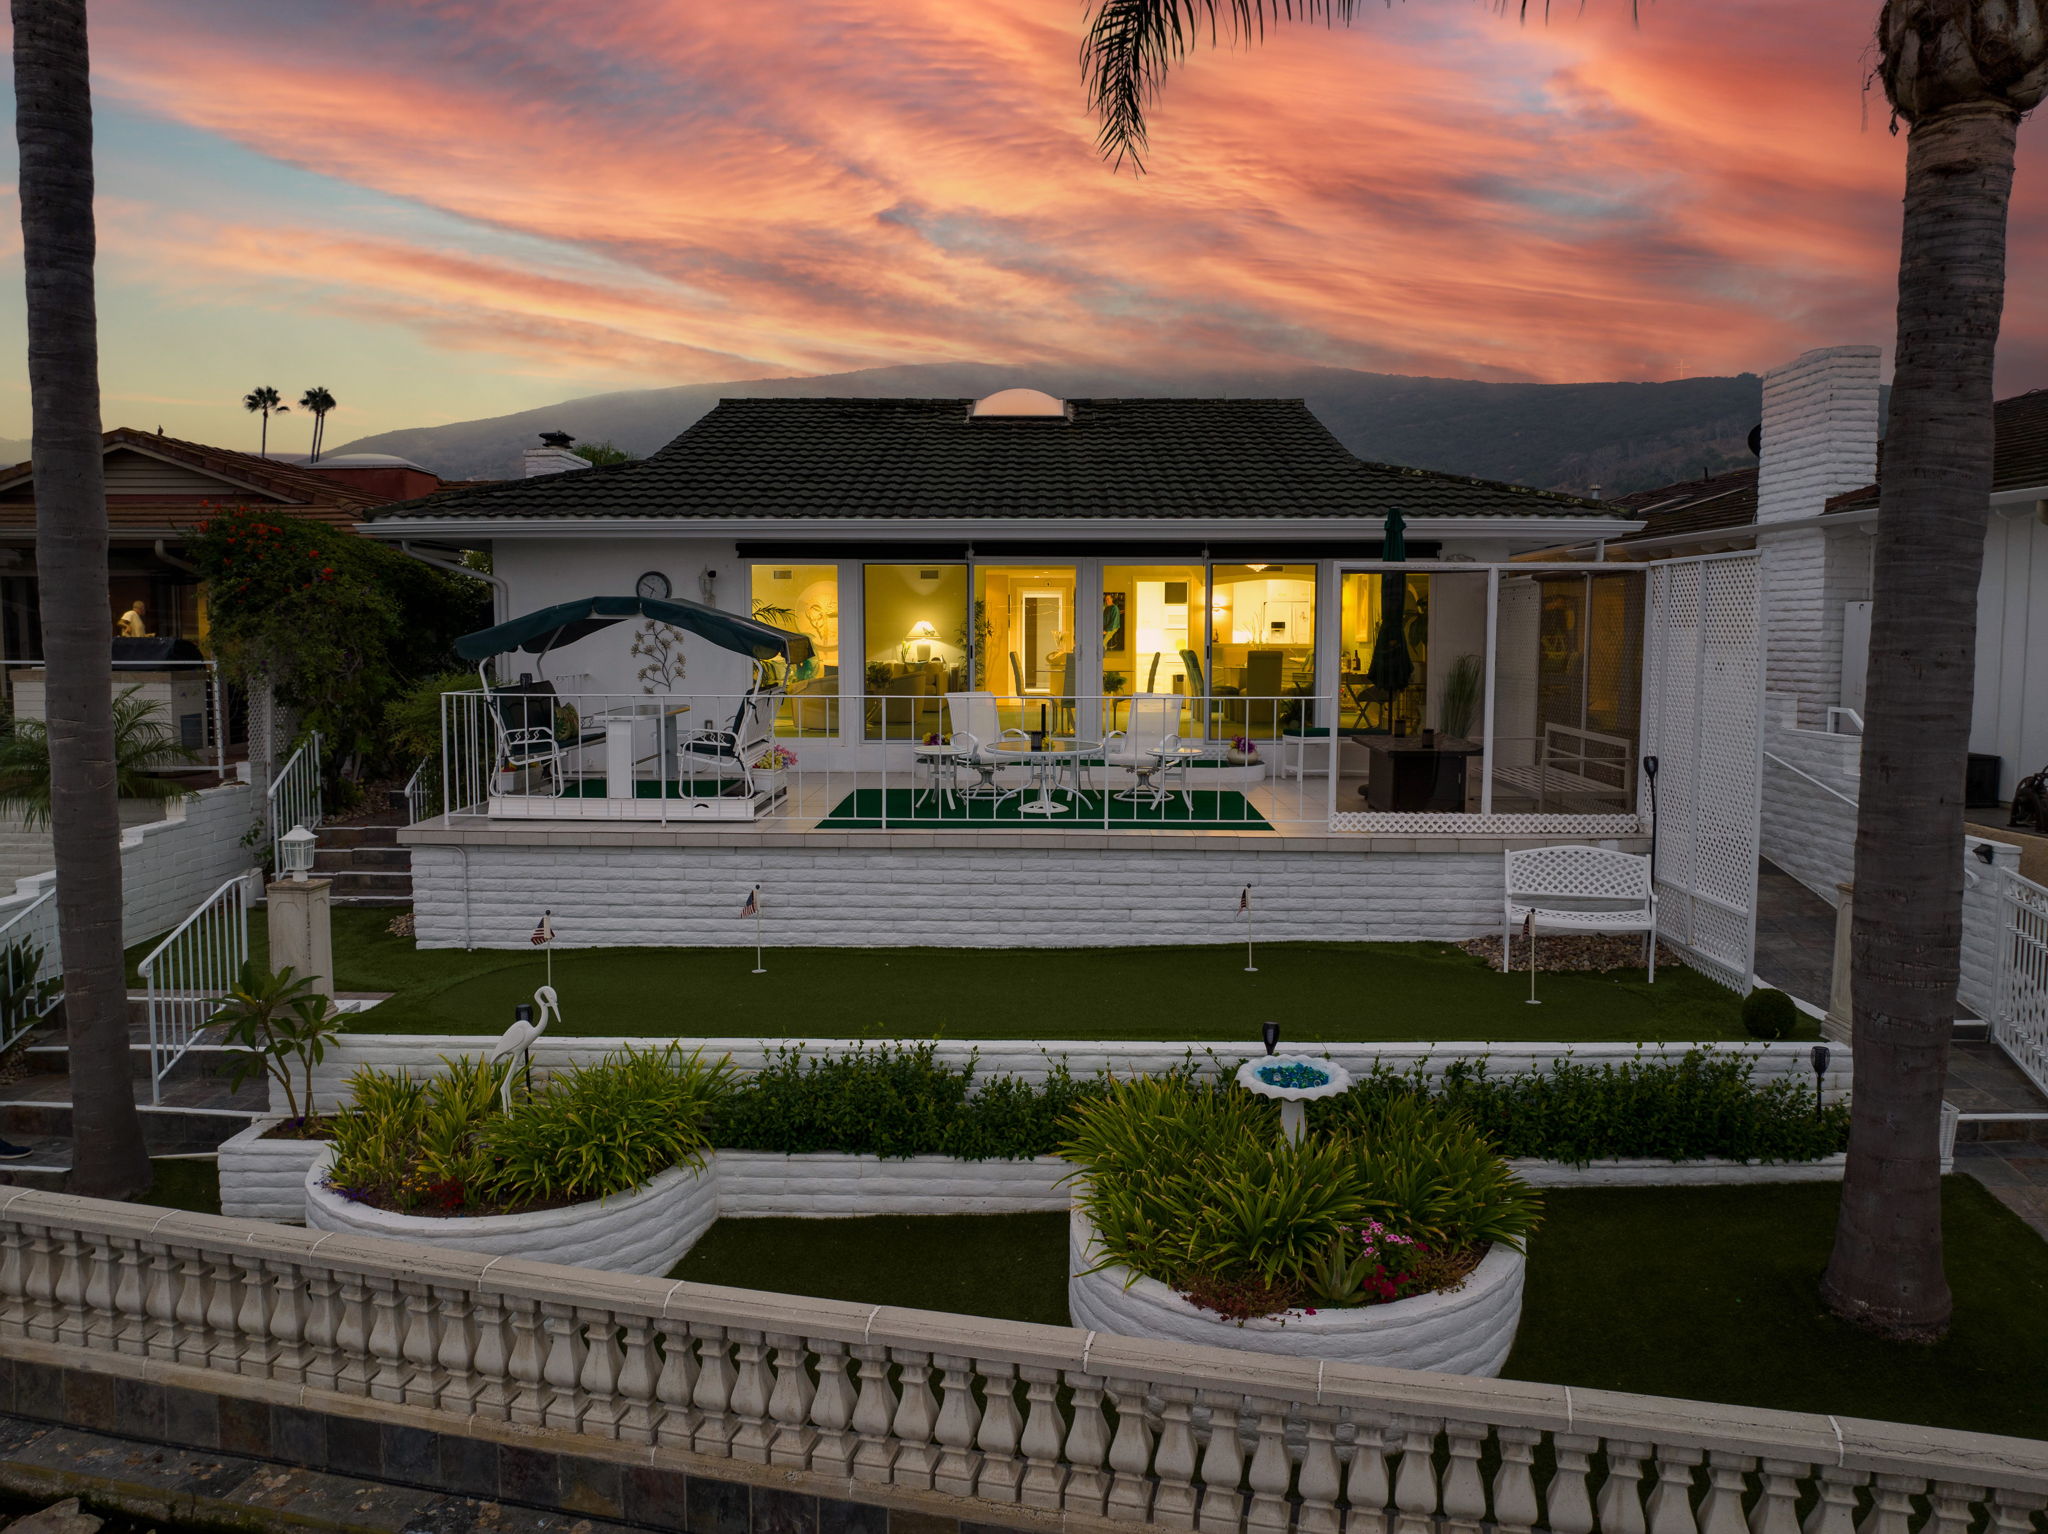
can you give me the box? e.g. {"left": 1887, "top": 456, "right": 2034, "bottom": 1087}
{"left": 742, "top": 886, "right": 765, "bottom": 973}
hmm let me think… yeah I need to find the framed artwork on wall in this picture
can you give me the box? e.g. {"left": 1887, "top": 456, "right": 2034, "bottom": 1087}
{"left": 1103, "top": 590, "right": 1128, "bottom": 653}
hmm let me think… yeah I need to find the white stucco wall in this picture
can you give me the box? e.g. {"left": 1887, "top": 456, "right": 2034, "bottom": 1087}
{"left": 1760, "top": 694, "right": 1861, "bottom": 903}
{"left": 409, "top": 840, "right": 1505, "bottom": 950}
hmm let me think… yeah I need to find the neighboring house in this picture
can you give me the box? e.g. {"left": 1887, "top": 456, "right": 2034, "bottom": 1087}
{"left": 358, "top": 390, "right": 1775, "bottom": 989}
{"left": 1603, "top": 347, "right": 2048, "bottom": 902}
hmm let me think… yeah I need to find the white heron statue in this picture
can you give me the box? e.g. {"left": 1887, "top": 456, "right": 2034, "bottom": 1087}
{"left": 488, "top": 985, "right": 559, "bottom": 1110}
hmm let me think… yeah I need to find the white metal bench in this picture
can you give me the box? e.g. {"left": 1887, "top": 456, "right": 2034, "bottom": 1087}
{"left": 1490, "top": 723, "right": 1635, "bottom": 812}
{"left": 1503, "top": 845, "right": 1658, "bottom": 981}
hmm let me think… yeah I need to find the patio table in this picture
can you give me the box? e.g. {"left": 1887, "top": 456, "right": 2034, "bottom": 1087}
{"left": 985, "top": 736, "right": 1102, "bottom": 816}
{"left": 1118, "top": 742, "right": 1213, "bottom": 811}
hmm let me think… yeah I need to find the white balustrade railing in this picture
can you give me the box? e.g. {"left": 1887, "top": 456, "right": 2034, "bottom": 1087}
{"left": 137, "top": 873, "right": 250, "bottom": 1102}
{"left": 441, "top": 687, "right": 1347, "bottom": 833}
{"left": 267, "top": 731, "right": 323, "bottom": 872}
{"left": 1994, "top": 866, "right": 2048, "bottom": 1097}
{"left": 0, "top": 891, "right": 63, "bottom": 1056}
{"left": 1, "top": 1187, "right": 2044, "bottom": 1531}
{"left": 400, "top": 754, "right": 433, "bottom": 826}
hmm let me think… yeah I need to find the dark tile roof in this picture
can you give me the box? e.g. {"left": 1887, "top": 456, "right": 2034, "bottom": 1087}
{"left": 1607, "top": 467, "right": 1759, "bottom": 545}
{"left": 1825, "top": 387, "right": 2048, "bottom": 513}
{"left": 368, "top": 397, "right": 1617, "bottom": 523}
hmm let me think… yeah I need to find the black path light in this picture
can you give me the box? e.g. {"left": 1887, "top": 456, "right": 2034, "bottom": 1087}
{"left": 1261, "top": 1021, "right": 1281, "bottom": 1056}
{"left": 1810, "top": 1042, "right": 1832, "bottom": 1119}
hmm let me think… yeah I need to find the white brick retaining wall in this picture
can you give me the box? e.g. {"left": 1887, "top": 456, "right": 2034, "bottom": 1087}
{"left": 409, "top": 841, "right": 1504, "bottom": 950}
{"left": 716, "top": 1151, "right": 1069, "bottom": 1215}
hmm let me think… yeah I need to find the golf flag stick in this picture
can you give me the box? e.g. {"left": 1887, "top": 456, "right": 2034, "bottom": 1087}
{"left": 742, "top": 885, "right": 765, "bottom": 973}
{"left": 1525, "top": 910, "right": 1540, "bottom": 1005}
{"left": 531, "top": 910, "right": 554, "bottom": 990}
{"left": 1240, "top": 884, "right": 1256, "bottom": 972}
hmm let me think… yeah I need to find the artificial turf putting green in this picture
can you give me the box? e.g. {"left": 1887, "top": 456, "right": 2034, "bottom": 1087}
{"left": 668, "top": 1181, "right": 2048, "bottom": 1439}
{"left": 218, "top": 907, "right": 1754, "bottom": 1042}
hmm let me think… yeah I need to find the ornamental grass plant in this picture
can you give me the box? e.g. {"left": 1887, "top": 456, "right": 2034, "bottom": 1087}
{"left": 1059, "top": 1075, "right": 1541, "bottom": 1320}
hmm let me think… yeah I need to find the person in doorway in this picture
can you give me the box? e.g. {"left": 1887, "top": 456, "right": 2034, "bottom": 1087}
{"left": 117, "top": 599, "right": 147, "bottom": 637}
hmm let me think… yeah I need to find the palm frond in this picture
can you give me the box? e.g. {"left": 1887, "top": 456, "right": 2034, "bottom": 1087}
{"left": 1082, "top": 0, "right": 1638, "bottom": 171}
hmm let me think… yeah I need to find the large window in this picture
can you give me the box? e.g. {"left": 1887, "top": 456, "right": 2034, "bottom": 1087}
{"left": 1339, "top": 571, "right": 1435, "bottom": 736}
{"left": 863, "top": 563, "right": 967, "bottom": 739}
{"left": 1210, "top": 563, "right": 1315, "bottom": 739}
{"left": 1101, "top": 563, "right": 1204, "bottom": 735}
{"left": 972, "top": 564, "right": 1077, "bottom": 731}
{"left": 751, "top": 564, "right": 840, "bottom": 737}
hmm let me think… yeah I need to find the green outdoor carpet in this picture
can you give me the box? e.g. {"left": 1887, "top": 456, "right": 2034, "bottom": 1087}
{"left": 816, "top": 786, "right": 1272, "bottom": 831}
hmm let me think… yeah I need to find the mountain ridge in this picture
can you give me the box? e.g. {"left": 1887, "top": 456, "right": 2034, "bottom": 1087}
{"left": 331, "top": 362, "right": 1764, "bottom": 497}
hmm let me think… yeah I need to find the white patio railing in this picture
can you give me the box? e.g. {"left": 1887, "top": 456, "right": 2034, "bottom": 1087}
{"left": 1, "top": 1187, "right": 2044, "bottom": 1532}
{"left": 399, "top": 755, "right": 433, "bottom": 826}
{"left": 1992, "top": 863, "right": 2048, "bottom": 1097}
{"left": 266, "top": 730, "right": 323, "bottom": 872}
{"left": 137, "top": 873, "right": 250, "bottom": 1102}
{"left": 0, "top": 890, "right": 63, "bottom": 1056}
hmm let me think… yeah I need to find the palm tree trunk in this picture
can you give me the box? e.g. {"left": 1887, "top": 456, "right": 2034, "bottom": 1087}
{"left": 1820, "top": 100, "right": 2019, "bottom": 1341}
{"left": 12, "top": 0, "right": 151, "bottom": 1199}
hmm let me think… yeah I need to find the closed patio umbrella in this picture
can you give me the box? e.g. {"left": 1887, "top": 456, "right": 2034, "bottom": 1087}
{"left": 1363, "top": 507, "right": 1414, "bottom": 724}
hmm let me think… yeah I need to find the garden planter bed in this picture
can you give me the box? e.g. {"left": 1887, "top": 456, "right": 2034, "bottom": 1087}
{"left": 716, "top": 1151, "right": 1068, "bottom": 1215}
{"left": 1508, "top": 1155, "right": 1848, "bottom": 1186}
{"left": 218, "top": 1118, "right": 332, "bottom": 1222}
{"left": 303, "top": 1155, "right": 718, "bottom": 1275}
{"left": 1066, "top": 1207, "right": 1526, "bottom": 1377}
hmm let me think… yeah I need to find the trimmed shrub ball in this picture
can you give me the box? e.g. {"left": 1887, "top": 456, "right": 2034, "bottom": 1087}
{"left": 1742, "top": 987, "right": 1799, "bottom": 1041}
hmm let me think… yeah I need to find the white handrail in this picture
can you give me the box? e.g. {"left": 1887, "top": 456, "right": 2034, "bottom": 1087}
{"left": 1826, "top": 705, "right": 1865, "bottom": 736}
{"left": 0, "top": 891, "right": 62, "bottom": 1055}
{"left": 1763, "top": 750, "right": 1859, "bottom": 806}
{"left": 137, "top": 873, "right": 251, "bottom": 1104}
{"left": 266, "top": 730, "right": 323, "bottom": 872}
{"left": 400, "top": 754, "right": 431, "bottom": 825}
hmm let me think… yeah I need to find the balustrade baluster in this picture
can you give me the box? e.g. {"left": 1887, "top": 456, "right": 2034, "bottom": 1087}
{"left": 727, "top": 1329, "right": 775, "bottom": 1463}
{"left": 652, "top": 1319, "right": 699, "bottom": 1449}
{"left": 433, "top": 1286, "right": 477, "bottom": 1412}
{"left": 172, "top": 1248, "right": 213, "bottom": 1369}
{"left": 1016, "top": 1365, "right": 1067, "bottom": 1509}
{"left": 1345, "top": 1414, "right": 1396, "bottom": 1534}
{"left": 539, "top": 1302, "right": 591, "bottom": 1430}
{"left": 1390, "top": 1416, "right": 1444, "bottom": 1534}
{"left": 615, "top": 1320, "right": 663, "bottom": 1445}
{"left": 1924, "top": 1483, "right": 1988, "bottom": 1534}
{"left": 889, "top": 1349, "right": 940, "bottom": 1490}
{"left": 1104, "top": 1378, "right": 1157, "bottom": 1522}
{"left": 266, "top": 1261, "right": 309, "bottom": 1381}
{"left": 233, "top": 1256, "right": 273, "bottom": 1377}
{"left": 931, "top": 1352, "right": 982, "bottom": 1496}
{"left": 1647, "top": 1445, "right": 1705, "bottom": 1534}
{"left": 1596, "top": 1439, "right": 1652, "bottom": 1534}
{"left": 397, "top": 1281, "right": 442, "bottom": 1407}
{"left": 1149, "top": 1387, "right": 1202, "bottom": 1529}
{"left": 691, "top": 1324, "right": 738, "bottom": 1457}
{"left": 1750, "top": 1461, "right": 1807, "bottom": 1534}
{"left": 504, "top": 1297, "right": 547, "bottom": 1427}
{"left": 849, "top": 1342, "right": 898, "bottom": 1484}
{"left": 143, "top": 1243, "right": 181, "bottom": 1364}
{"left": 1547, "top": 1434, "right": 1599, "bottom": 1534}
{"left": 766, "top": 1331, "right": 819, "bottom": 1469}
{"left": 577, "top": 1312, "right": 628, "bottom": 1437}
{"left": 0, "top": 1221, "right": 27, "bottom": 1338}
{"left": 1195, "top": 1391, "right": 1247, "bottom": 1534}
{"left": 1987, "top": 1488, "right": 2048, "bottom": 1534}
{"left": 971, "top": 1359, "right": 1024, "bottom": 1503}
{"left": 1698, "top": 1451, "right": 1755, "bottom": 1534}
{"left": 1244, "top": 1398, "right": 1294, "bottom": 1534}
{"left": 366, "top": 1278, "right": 412, "bottom": 1404}
{"left": 52, "top": 1234, "right": 90, "bottom": 1348}
{"left": 469, "top": 1297, "right": 513, "bottom": 1422}
{"left": 22, "top": 1230, "right": 60, "bottom": 1342}
{"left": 111, "top": 1239, "right": 151, "bottom": 1357}
{"left": 1294, "top": 1406, "right": 1343, "bottom": 1534}
{"left": 1857, "top": 1475, "right": 1923, "bottom": 1534}
{"left": 81, "top": 1234, "right": 120, "bottom": 1349}
{"left": 203, "top": 1250, "right": 242, "bottom": 1370}
{"left": 1490, "top": 1426, "right": 1542, "bottom": 1534}
{"left": 807, "top": 1338, "right": 858, "bottom": 1477}
{"left": 1441, "top": 1420, "right": 1490, "bottom": 1534}
{"left": 1804, "top": 1467, "right": 1866, "bottom": 1534}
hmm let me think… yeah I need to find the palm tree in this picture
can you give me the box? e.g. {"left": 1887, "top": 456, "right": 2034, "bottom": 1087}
{"left": 0, "top": 688, "right": 196, "bottom": 827}
{"left": 11, "top": 0, "right": 153, "bottom": 1199}
{"left": 298, "top": 386, "right": 337, "bottom": 462}
{"left": 1079, "top": 0, "right": 2047, "bottom": 1343}
{"left": 242, "top": 385, "right": 289, "bottom": 456}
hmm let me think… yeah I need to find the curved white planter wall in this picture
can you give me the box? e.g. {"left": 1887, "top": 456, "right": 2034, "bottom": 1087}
{"left": 304, "top": 1156, "right": 717, "bottom": 1277}
{"left": 1067, "top": 1208, "right": 1525, "bottom": 1378}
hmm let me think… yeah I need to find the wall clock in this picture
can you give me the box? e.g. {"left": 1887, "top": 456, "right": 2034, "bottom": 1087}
{"left": 636, "top": 571, "right": 672, "bottom": 600}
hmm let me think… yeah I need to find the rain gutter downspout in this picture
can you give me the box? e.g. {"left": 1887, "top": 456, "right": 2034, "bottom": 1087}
{"left": 153, "top": 539, "right": 198, "bottom": 574}
{"left": 399, "top": 540, "right": 509, "bottom": 622}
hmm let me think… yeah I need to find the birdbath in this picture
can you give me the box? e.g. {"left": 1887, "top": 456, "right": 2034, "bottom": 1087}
{"left": 1236, "top": 1052, "right": 1354, "bottom": 1144}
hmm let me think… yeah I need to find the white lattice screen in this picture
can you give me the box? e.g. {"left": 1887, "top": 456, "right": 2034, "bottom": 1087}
{"left": 1642, "top": 554, "right": 1765, "bottom": 992}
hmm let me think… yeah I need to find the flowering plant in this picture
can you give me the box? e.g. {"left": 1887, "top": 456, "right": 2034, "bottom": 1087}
{"left": 1229, "top": 735, "right": 1257, "bottom": 754}
{"left": 923, "top": 732, "right": 945, "bottom": 746}
{"left": 753, "top": 745, "right": 798, "bottom": 770}
{"left": 1304, "top": 1219, "right": 1454, "bottom": 1308}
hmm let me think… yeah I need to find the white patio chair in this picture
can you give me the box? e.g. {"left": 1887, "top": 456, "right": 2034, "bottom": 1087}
{"left": 486, "top": 681, "right": 604, "bottom": 795}
{"left": 677, "top": 686, "right": 783, "bottom": 798}
{"left": 1104, "top": 692, "right": 1189, "bottom": 808}
{"left": 1502, "top": 845, "right": 1658, "bottom": 981}
{"left": 945, "top": 691, "right": 1028, "bottom": 798}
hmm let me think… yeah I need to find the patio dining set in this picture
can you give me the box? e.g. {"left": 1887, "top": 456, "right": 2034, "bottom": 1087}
{"left": 918, "top": 690, "right": 1220, "bottom": 816}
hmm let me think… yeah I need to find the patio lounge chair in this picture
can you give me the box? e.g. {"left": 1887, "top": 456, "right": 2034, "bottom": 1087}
{"left": 677, "top": 687, "right": 784, "bottom": 798}
{"left": 1502, "top": 845, "right": 1657, "bottom": 981}
{"left": 946, "top": 691, "right": 1029, "bottom": 797}
{"left": 486, "top": 680, "right": 605, "bottom": 793}
{"left": 1180, "top": 649, "right": 1243, "bottom": 737}
{"left": 1104, "top": 692, "right": 1190, "bottom": 808}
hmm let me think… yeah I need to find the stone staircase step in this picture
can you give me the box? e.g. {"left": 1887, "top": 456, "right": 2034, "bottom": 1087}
{"left": 315, "top": 844, "right": 409, "bottom": 871}
{"left": 315, "top": 823, "right": 404, "bottom": 851}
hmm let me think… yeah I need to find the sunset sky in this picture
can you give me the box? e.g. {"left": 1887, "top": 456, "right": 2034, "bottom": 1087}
{"left": 2, "top": 0, "right": 2045, "bottom": 451}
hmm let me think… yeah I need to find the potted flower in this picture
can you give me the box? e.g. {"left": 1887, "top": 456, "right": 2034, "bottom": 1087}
{"left": 752, "top": 743, "right": 797, "bottom": 796}
{"left": 305, "top": 1046, "right": 734, "bottom": 1275}
{"left": 1225, "top": 735, "right": 1261, "bottom": 766}
{"left": 1059, "top": 1075, "right": 1541, "bottom": 1376}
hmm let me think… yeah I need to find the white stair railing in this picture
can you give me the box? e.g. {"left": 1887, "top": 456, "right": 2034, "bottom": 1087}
{"left": 1994, "top": 864, "right": 2048, "bottom": 1098}
{"left": 266, "top": 730, "right": 323, "bottom": 872}
{"left": 138, "top": 874, "right": 250, "bottom": 1103}
{"left": 0, "top": 891, "right": 63, "bottom": 1057}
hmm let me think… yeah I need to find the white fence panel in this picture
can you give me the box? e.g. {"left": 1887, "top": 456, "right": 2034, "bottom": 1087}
{"left": 1993, "top": 864, "right": 2048, "bottom": 1095}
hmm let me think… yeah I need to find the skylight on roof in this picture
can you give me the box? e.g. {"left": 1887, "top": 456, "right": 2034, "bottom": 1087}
{"left": 971, "top": 388, "right": 1066, "bottom": 418}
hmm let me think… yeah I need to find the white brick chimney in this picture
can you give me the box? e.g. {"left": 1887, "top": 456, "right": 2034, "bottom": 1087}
{"left": 1756, "top": 345, "right": 1882, "bottom": 726}
{"left": 523, "top": 445, "right": 591, "bottom": 477}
